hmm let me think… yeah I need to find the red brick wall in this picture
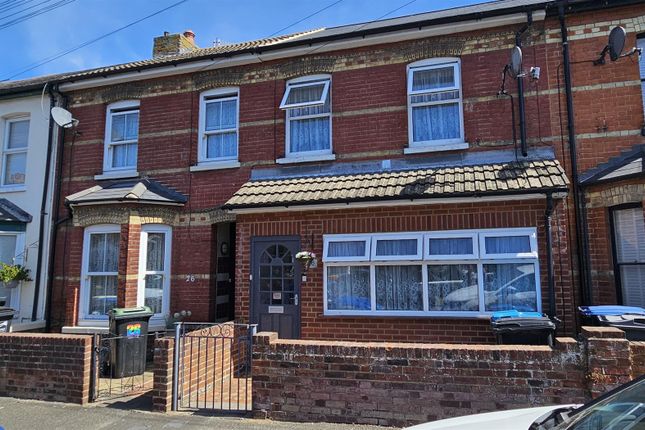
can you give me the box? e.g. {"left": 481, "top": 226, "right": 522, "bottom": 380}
{"left": 0, "top": 333, "right": 92, "bottom": 404}
{"left": 236, "top": 199, "right": 576, "bottom": 342}
{"left": 252, "top": 327, "right": 644, "bottom": 427}
{"left": 50, "top": 4, "right": 645, "bottom": 330}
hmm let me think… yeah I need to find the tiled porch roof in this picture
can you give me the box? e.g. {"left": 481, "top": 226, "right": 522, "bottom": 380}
{"left": 223, "top": 159, "right": 569, "bottom": 210}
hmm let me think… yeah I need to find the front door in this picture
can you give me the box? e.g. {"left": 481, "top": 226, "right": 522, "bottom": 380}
{"left": 251, "top": 237, "right": 300, "bottom": 339}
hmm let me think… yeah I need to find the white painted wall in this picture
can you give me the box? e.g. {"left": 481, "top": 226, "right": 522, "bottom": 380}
{"left": 0, "top": 93, "right": 57, "bottom": 330}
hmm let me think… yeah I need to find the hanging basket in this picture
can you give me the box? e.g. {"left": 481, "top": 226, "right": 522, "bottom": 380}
{"left": 295, "top": 251, "right": 317, "bottom": 271}
{"left": 2, "top": 280, "right": 20, "bottom": 289}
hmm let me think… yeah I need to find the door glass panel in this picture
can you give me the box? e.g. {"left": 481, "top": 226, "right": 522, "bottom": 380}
{"left": 141, "top": 230, "right": 169, "bottom": 315}
{"left": 146, "top": 233, "right": 165, "bottom": 271}
{"left": 0, "top": 235, "right": 18, "bottom": 309}
{"left": 144, "top": 274, "right": 164, "bottom": 314}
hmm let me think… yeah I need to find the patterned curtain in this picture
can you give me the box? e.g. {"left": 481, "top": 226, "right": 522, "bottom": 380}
{"left": 376, "top": 265, "right": 423, "bottom": 310}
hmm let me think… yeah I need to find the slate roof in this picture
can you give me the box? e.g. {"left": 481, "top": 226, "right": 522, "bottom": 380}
{"left": 223, "top": 159, "right": 569, "bottom": 210}
{"left": 0, "top": 0, "right": 556, "bottom": 95}
{"left": 0, "top": 199, "right": 32, "bottom": 223}
{"left": 580, "top": 144, "right": 645, "bottom": 186}
{"left": 66, "top": 178, "right": 187, "bottom": 206}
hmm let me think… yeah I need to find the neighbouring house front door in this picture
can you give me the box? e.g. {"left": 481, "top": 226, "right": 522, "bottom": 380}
{"left": 612, "top": 206, "right": 645, "bottom": 307}
{"left": 251, "top": 237, "right": 301, "bottom": 339}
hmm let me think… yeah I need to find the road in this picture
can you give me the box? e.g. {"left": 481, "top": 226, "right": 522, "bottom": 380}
{"left": 0, "top": 397, "right": 394, "bottom": 430}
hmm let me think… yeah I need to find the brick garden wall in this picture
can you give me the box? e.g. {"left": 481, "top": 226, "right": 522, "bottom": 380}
{"left": 252, "top": 327, "right": 644, "bottom": 427}
{"left": 0, "top": 333, "right": 92, "bottom": 404}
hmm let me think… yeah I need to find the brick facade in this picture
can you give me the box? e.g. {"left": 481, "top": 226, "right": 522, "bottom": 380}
{"left": 252, "top": 327, "right": 644, "bottom": 427}
{"left": 0, "top": 333, "right": 92, "bottom": 404}
{"left": 49, "top": 4, "right": 645, "bottom": 337}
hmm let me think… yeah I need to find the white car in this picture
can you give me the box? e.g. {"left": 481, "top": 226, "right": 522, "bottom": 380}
{"left": 406, "top": 375, "right": 644, "bottom": 430}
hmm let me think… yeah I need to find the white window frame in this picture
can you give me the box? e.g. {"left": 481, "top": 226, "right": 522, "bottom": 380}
{"left": 406, "top": 58, "right": 466, "bottom": 151}
{"left": 79, "top": 224, "right": 120, "bottom": 324}
{"left": 323, "top": 228, "right": 541, "bottom": 318}
{"left": 371, "top": 232, "right": 423, "bottom": 261}
{"left": 103, "top": 100, "right": 139, "bottom": 175}
{"left": 281, "top": 74, "right": 332, "bottom": 160}
{"left": 323, "top": 234, "right": 371, "bottom": 262}
{"left": 479, "top": 228, "right": 538, "bottom": 259}
{"left": 197, "top": 88, "right": 240, "bottom": 168}
{"left": 1, "top": 116, "right": 29, "bottom": 189}
{"left": 137, "top": 224, "right": 172, "bottom": 321}
{"left": 0, "top": 231, "right": 26, "bottom": 317}
{"left": 425, "top": 231, "right": 479, "bottom": 260}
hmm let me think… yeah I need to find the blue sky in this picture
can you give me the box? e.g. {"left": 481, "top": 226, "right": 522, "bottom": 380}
{"left": 0, "top": 0, "right": 482, "bottom": 82}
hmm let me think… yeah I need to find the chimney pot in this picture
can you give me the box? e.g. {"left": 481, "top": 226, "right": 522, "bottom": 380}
{"left": 183, "top": 30, "right": 195, "bottom": 42}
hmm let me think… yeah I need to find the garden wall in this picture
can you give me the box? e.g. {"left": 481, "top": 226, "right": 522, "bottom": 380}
{"left": 252, "top": 327, "right": 644, "bottom": 427}
{"left": 0, "top": 333, "right": 92, "bottom": 404}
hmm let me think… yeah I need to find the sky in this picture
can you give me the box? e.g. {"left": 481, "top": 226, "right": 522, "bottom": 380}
{"left": 0, "top": 0, "right": 482, "bottom": 82}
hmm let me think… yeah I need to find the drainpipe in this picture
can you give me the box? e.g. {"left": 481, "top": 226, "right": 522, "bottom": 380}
{"left": 545, "top": 193, "right": 556, "bottom": 318}
{"left": 516, "top": 12, "right": 532, "bottom": 157}
{"left": 558, "top": 2, "right": 593, "bottom": 305}
{"left": 30, "top": 86, "right": 57, "bottom": 321}
{"left": 44, "top": 85, "right": 68, "bottom": 330}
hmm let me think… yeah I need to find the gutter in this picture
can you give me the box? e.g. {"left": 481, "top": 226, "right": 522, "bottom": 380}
{"left": 557, "top": 2, "right": 593, "bottom": 305}
{"left": 30, "top": 85, "right": 56, "bottom": 321}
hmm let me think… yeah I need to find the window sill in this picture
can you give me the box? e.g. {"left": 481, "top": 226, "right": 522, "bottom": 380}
{"left": 190, "top": 160, "right": 241, "bottom": 172}
{"left": 94, "top": 170, "right": 139, "bottom": 181}
{"left": 322, "top": 312, "right": 492, "bottom": 319}
{"left": 0, "top": 185, "right": 26, "bottom": 193}
{"left": 404, "top": 142, "right": 468, "bottom": 154}
{"left": 276, "top": 154, "right": 336, "bottom": 164}
{"left": 62, "top": 325, "right": 109, "bottom": 334}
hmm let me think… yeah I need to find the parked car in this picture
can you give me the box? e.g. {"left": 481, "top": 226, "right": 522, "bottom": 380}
{"left": 405, "top": 375, "right": 644, "bottom": 430}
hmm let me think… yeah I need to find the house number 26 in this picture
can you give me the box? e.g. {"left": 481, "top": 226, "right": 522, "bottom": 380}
{"left": 185, "top": 275, "right": 196, "bottom": 282}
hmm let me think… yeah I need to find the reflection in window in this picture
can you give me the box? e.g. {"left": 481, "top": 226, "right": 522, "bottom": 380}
{"left": 483, "top": 263, "right": 537, "bottom": 312}
{"left": 327, "top": 266, "right": 370, "bottom": 310}
{"left": 428, "top": 264, "right": 478, "bottom": 311}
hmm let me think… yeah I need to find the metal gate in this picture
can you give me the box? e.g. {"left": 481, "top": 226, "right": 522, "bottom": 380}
{"left": 172, "top": 322, "right": 256, "bottom": 413}
{"left": 90, "top": 332, "right": 160, "bottom": 401}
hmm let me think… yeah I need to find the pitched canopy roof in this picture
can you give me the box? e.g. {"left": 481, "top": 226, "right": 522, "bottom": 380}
{"left": 0, "top": 199, "right": 32, "bottom": 223}
{"left": 223, "top": 159, "right": 569, "bottom": 210}
{"left": 580, "top": 144, "right": 645, "bottom": 186}
{"left": 66, "top": 178, "right": 187, "bottom": 206}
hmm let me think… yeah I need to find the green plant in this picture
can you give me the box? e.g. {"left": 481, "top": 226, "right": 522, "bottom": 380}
{"left": 0, "top": 263, "right": 32, "bottom": 284}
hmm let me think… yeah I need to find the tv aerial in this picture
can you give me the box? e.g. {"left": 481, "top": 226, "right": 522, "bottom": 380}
{"left": 594, "top": 26, "right": 641, "bottom": 65}
{"left": 50, "top": 107, "right": 79, "bottom": 129}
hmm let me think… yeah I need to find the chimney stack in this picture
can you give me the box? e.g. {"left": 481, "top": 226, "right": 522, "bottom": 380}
{"left": 152, "top": 29, "right": 199, "bottom": 58}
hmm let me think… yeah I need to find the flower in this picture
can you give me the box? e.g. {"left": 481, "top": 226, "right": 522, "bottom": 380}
{"left": 295, "top": 251, "right": 316, "bottom": 261}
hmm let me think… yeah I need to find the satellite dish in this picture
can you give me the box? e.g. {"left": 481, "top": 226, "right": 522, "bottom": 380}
{"left": 509, "top": 46, "right": 523, "bottom": 78}
{"left": 608, "top": 26, "right": 626, "bottom": 61}
{"left": 50, "top": 107, "right": 78, "bottom": 128}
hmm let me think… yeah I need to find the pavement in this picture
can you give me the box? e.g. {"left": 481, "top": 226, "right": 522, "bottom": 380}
{"left": 0, "top": 396, "right": 395, "bottom": 430}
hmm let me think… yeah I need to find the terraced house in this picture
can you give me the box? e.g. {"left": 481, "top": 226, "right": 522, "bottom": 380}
{"left": 2, "top": 0, "right": 643, "bottom": 341}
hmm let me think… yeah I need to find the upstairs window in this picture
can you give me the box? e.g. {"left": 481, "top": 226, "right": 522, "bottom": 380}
{"left": 198, "top": 88, "right": 239, "bottom": 165}
{"left": 2, "top": 117, "right": 29, "bottom": 187}
{"left": 104, "top": 101, "right": 139, "bottom": 173}
{"left": 280, "top": 75, "right": 332, "bottom": 158}
{"left": 407, "top": 58, "right": 464, "bottom": 150}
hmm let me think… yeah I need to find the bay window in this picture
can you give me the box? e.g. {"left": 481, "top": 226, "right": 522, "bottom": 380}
{"left": 80, "top": 225, "right": 120, "bottom": 321}
{"left": 323, "top": 228, "right": 540, "bottom": 317}
{"left": 406, "top": 58, "right": 465, "bottom": 152}
{"left": 279, "top": 75, "right": 332, "bottom": 161}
